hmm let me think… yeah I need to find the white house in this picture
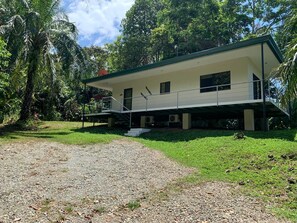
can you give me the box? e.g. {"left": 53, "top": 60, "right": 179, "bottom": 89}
{"left": 82, "top": 35, "right": 288, "bottom": 131}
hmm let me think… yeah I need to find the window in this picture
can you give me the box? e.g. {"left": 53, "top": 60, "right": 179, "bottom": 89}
{"left": 200, "top": 71, "right": 231, "bottom": 93}
{"left": 160, "top": 81, "right": 170, "bottom": 94}
{"left": 253, "top": 74, "right": 262, "bottom": 99}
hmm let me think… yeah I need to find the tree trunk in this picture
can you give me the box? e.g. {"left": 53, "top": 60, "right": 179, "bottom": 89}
{"left": 19, "top": 50, "right": 39, "bottom": 121}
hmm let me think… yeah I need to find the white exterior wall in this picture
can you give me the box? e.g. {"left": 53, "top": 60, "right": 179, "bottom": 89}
{"left": 111, "top": 57, "right": 256, "bottom": 111}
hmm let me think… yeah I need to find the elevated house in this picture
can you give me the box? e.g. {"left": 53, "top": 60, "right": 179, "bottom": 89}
{"left": 82, "top": 35, "right": 288, "bottom": 131}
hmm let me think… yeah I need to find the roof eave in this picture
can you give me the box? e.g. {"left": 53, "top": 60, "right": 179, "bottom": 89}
{"left": 82, "top": 35, "right": 283, "bottom": 84}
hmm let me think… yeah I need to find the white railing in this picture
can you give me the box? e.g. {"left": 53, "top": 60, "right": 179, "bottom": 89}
{"left": 107, "top": 80, "right": 263, "bottom": 112}
{"left": 87, "top": 80, "right": 286, "bottom": 114}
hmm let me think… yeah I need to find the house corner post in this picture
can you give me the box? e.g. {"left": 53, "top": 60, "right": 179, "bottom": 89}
{"left": 182, "top": 113, "right": 191, "bottom": 130}
{"left": 82, "top": 83, "right": 87, "bottom": 128}
{"left": 261, "top": 43, "right": 268, "bottom": 131}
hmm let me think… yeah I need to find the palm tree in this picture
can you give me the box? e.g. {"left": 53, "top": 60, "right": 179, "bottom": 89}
{"left": 274, "top": 2, "right": 297, "bottom": 104}
{"left": 272, "top": 2, "right": 297, "bottom": 127}
{"left": 0, "top": 0, "right": 86, "bottom": 121}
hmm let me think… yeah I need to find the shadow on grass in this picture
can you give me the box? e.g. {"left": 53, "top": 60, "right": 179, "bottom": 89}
{"left": 0, "top": 124, "right": 23, "bottom": 135}
{"left": 246, "top": 129, "right": 297, "bottom": 142}
{"left": 2, "top": 122, "right": 296, "bottom": 143}
{"left": 14, "top": 131, "right": 71, "bottom": 139}
{"left": 73, "top": 125, "right": 127, "bottom": 135}
{"left": 139, "top": 129, "right": 234, "bottom": 142}
{"left": 138, "top": 128, "right": 297, "bottom": 143}
{"left": 0, "top": 123, "right": 126, "bottom": 141}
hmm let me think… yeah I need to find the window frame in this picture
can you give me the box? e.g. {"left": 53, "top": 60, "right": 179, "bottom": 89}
{"left": 160, "top": 81, "right": 171, "bottom": 94}
{"left": 200, "top": 71, "right": 231, "bottom": 93}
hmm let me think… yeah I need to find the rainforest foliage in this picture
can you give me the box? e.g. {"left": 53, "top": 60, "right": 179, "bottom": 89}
{"left": 0, "top": 0, "right": 296, "bottom": 126}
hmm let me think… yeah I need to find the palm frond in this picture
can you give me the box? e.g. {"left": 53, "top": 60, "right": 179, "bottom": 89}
{"left": 17, "top": 0, "right": 30, "bottom": 10}
{"left": 0, "top": 15, "right": 25, "bottom": 36}
{"left": 50, "top": 29, "right": 86, "bottom": 77}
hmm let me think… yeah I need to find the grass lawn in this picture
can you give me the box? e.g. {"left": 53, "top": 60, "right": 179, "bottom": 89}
{"left": 0, "top": 121, "right": 296, "bottom": 220}
{"left": 137, "top": 129, "right": 297, "bottom": 220}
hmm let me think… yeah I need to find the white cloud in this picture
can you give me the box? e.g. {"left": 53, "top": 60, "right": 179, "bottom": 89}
{"left": 62, "top": 0, "right": 134, "bottom": 46}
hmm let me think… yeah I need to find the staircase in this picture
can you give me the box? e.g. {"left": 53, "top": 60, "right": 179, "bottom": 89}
{"left": 125, "top": 128, "right": 151, "bottom": 137}
{"left": 113, "top": 113, "right": 131, "bottom": 126}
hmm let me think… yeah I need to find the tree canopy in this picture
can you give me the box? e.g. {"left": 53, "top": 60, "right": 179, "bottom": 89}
{"left": 0, "top": 0, "right": 296, "bottom": 126}
{"left": 0, "top": 0, "right": 86, "bottom": 121}
{"left": 105, "top": 0, "right": 293, "bottom": 70}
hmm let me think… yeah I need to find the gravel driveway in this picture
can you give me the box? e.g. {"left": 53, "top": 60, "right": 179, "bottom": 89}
{"left": 0, "top": 139, "right": 289, "bottom": 223}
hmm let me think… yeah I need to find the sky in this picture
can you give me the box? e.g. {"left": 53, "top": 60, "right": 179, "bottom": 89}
{"left": 61, "top": 0, "right": 135, "bottom": 47}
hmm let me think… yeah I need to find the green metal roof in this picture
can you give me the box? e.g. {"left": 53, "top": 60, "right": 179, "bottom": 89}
{"left": 82, "top": 35, "right": 283, "bottom": 84}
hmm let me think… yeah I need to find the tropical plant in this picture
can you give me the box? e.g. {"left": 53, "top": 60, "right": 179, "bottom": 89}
{"left": 0, "top": 0, "right": 86, "bottom": 121}
{"left": 0, "top": 38, "right": 12, "bottom": 123}
{"left": 273, "top": 2, "right": 297, "bottom": 109}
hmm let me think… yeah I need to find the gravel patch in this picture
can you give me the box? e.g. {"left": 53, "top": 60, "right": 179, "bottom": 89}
{"left": 0, "top": 139, "right": 289, "bottom": 223}
{"left": 101, "top": 182, "right": 289, "bottom": 223}
{"left": 0, "top": 139, "right": 192, "bottom": 222}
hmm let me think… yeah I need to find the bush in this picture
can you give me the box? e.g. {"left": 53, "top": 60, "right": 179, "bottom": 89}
{"left": 234, "top": 131, "right": 245, "bottom": 140}
{"left": 14, "top": 118, "right": 41, "bottom": 131}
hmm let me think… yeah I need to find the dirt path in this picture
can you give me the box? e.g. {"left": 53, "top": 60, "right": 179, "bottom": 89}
{"left": 0, "top": 139, "right": 289, "bottom": 223}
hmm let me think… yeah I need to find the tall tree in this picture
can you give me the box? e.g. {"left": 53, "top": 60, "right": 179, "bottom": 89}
{"left": 119, "top": 0, "right": 164, "bottom": 69}
{"left": 84, "top": 46, "right": 109, "bottom": 74}
{"left": 0, "top": 0, "right": 86, "bottom": 121}
{"left": 105, "top": 36, "right": 126, "bottom": 72}
{"left": 273, "top": 1, "right": 297, "bottom": 103}
{"left": 0, "top": 38, "right": 12, "bottom": 123}
{"left": 158, "top": 0, "right": 250, "bottom": 56}
{"left": 243, "top": 0, "right": 291, "bottom": 36}
{"left": 220, "top": 0, "right": 251, "bottom": 42}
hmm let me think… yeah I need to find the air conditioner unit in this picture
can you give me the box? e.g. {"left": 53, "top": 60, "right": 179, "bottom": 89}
{"left": 169, "top": 114, "right": 180, "bottom": 123}
{"left": 145, "top": 116, "right": 154, "bottom": 123}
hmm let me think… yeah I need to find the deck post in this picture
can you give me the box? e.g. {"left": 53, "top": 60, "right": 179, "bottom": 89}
{"left": 244, "top": 109, "right": 255, "bottom": 131}
{"left": 261, "top": 43, "right": 268, "bottom": 131}
{"left": 82, "top": 83, "right": 87, "bottom": 128}
{"left": 288, "top": 96, "right": 292, "bottom": 128}
{"left": 216, "top": 86, "right": 219, "bottom": 106}
{"left": 129, "top": 112, "right": 132, "bottom": 128}
{"left": 182, "top": 113, "right": 191, "bottom": 130}
{"left": 108, "top": 117, "right": 115, "bottom": 127}
{"left": 140, "top": 116, "right": 146, "bottom": 128}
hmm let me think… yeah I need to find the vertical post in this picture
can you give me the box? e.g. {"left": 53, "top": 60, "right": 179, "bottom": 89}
{"left": 140, "top": 116, "right": 146, "bottom": 128}
{"left": 261, "top": 43, "right": 267, "bottom": 131}
{"left": 244, "top": 109, "right": 255, "bottom": 131}
{"left": 146, "top": 98, "right": 148, "bottom": 111}
{"left": 216, "top": 86, "right": 219, "bottom": 106}
{"left": 182, "top": 113, "right": 192, "bottom": 130}
{"left": 129, "top": 112, "right": 132, "bottom": 129}
{"left": 82, "top": 83, "right": 87, "bottom": 128}
{"left": 177, "top": 92, "right": 179, "bottom": 109}
{"left": 288, "top": 96, "right": 292, "bottom": 128}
